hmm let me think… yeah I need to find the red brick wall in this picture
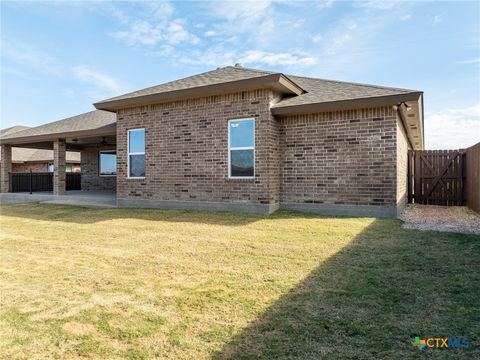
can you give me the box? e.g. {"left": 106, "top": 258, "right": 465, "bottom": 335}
{"left": 116, "top": 89, "right": 281, "bottom": 212}
{"left": 278, "top": 107, "right": 399, "bottom": 215}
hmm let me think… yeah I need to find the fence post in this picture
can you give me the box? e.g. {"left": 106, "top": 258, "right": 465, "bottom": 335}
{"left": 30, "top": 170, "right": 33, "bottom": 194}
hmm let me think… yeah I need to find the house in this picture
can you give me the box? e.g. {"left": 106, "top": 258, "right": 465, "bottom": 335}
{"left": 0, "top": 126, "right": 81, "bottom": 173}
{"left": 0, "top": 65, "right": 424, "bottom": 217}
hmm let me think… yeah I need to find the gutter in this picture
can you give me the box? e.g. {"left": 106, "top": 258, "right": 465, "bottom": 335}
{"left": 271, "top": 92, "right": 423, "bottom": 116}
{"left": 395, "top": 103, "right": 415, "bottom": 150}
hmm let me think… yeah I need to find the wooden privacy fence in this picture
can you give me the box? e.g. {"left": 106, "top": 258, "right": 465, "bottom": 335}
{"left": 408, "top": 149, "right": 465, "bottom": 206}
{"left": 408, "top": 143, "right": 480, "bottom": 211}
{"left": 465, "top": 142, "right": 480, "bottom": 213}
{"left": 10, "top": 172, "right": 81, "bottom": 193}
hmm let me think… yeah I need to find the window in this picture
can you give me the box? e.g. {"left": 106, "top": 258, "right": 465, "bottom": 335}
{"left": 66, "top": 164, "right": 73, "bottom": 173}
{"left": 99, "top": 151, "right": 117, "bottom": 176}
{"left": 48, "top": 163, "right": 54, "bottom": 173}
{"left": 228, "top": 118, "right": 255, "bottom": 178}
{"left": 128, "top": 128, "right": 145, "bottom": 178}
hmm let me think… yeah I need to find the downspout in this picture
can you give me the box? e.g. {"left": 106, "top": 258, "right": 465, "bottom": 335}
{"left": 420, "top": 94, "right": 425, "bottom": 150}
{"left": 392, "top": 103, "right": 415, "bottom": 150}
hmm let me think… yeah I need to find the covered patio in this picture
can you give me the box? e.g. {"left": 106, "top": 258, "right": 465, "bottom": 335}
{"left": 0, "top": 110, "right": 117, "bottom": 203}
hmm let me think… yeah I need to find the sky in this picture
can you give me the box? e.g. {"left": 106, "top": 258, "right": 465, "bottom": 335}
{"left": 1, "top": 0, "right": 479, "bottom": 149}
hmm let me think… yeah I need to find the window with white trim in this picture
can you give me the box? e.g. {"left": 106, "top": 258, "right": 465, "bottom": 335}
{"left": 128, "top": 128, "right": 145, "bottom": 178}
{"left": 228, "top": 118, "right": 255, "bottom": 178}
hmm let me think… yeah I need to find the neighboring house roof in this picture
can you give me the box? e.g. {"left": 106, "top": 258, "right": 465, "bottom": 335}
{"left": 10, "top": 148, "right": 80, "bottom": 163}
{"left": 0, "top": 125, "right": 31, "bottom": 137}
{"left": 0, "top": 110, "right": 116, "bottom": 144}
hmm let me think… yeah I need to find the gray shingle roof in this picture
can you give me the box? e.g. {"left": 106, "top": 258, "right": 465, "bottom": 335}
{"left": 0, "top": 110, "right": 116, "bottom": 140}
{"left": 98, "top": 66, "right": 274, "bottom": 103}
{"left": 0, "top": 125, "right": 31, "bottom": 137}
{"left": 95, "top": 65, "right": 420, "bottom": 110}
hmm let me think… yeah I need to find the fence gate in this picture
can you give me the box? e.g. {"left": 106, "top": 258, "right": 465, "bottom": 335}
{"left": 408, "top": 150, "right": 466, "bottom": 206}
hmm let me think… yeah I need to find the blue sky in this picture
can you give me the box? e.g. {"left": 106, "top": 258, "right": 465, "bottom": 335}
{"left": 1, "top": 0, "right": 479, "bottom": 149}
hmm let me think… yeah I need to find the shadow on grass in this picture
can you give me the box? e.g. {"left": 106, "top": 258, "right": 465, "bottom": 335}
{"left": 213, "top": 221, "right": 480, "bottom": 359}
{"left": 0, "top": 203, "right": 352, "bottom": 226}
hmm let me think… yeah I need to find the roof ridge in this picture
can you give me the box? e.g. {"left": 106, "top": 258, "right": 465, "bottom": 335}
{"left": 224, "top": 65, "right": 277, "bottom": 75}
{"left": 288, "top": 74, "right": 419, "bottom": 93}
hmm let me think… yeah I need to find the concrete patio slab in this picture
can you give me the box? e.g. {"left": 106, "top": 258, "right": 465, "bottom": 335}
{"left": 0, "top": 191, "right": 116, "bottom": 208}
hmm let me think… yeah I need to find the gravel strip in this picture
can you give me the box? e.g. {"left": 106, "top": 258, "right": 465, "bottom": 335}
{"left": 399, "top": 204, "right": 480, "bottom": 235}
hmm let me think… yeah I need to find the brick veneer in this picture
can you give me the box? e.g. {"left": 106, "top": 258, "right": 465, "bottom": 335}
{"left": 81, "top": 146, "right": 116, "bottom": 191}
{"left": 116, "top": 89, "right": 281, "bottom": 212}
{"left": 114, "top": 91, "right": 409, "bottom": 216}
{"left": 278, "top": 107, "right": 403, "bottom": 217}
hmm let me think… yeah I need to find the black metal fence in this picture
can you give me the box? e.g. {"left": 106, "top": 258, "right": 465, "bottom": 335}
{"left": 66, "top": 173, "right": 81, "bottom": 191}
{"left": 10, "top": 172, "right": 81, "bottom": 193}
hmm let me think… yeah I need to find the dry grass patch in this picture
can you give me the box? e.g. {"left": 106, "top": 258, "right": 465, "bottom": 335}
{"left": 0, "top": 203, "right": 479, "bottom": 359}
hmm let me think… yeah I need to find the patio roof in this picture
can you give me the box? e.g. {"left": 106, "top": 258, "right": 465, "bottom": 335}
{"left": 0, "top": 110, "right": 116, "bottom": 147}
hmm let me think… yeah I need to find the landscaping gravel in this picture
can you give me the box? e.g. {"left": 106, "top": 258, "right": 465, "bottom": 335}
{"left": 400, "top": 204, "right": 480, "bottom": 235}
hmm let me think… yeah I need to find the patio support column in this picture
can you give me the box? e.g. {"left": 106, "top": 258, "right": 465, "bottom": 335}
{"left": 0, "top": 144, "right": 12, "bottom": 193}
{"left": 53, "top": 138, "right": 66, "bottom": 195}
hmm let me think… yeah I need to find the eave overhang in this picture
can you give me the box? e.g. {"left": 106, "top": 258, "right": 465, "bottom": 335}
{"left": 271, "top": 92, "right": 423, "bottom": 115}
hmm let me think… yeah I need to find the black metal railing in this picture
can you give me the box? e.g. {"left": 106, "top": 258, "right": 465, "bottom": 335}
{"left": 10, "top": 172, "right": 81, "bottom": 193}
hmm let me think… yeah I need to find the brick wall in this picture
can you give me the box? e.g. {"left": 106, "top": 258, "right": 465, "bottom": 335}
{"left": 396, "top": 114, "right": 411, "bottom": 214}
{"left": 81, "top": 146, "right": 116, "bottom": 191}
{"left": 114, "top": 94, "right": 407, "bottom": 217}
{"left": 278, "top": 107, "right": 399, "bottom": 217}
{"left": 116, "top": 89, "right": 280, "bottom": 212}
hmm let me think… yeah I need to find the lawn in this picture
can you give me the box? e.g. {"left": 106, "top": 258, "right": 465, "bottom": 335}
{"left": 0, "top": 204, "right": 479, "bottom": 359}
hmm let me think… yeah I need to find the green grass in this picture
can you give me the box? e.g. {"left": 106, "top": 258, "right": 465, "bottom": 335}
{"left": 0, "top": 203, "right": 479, "bottom": 359}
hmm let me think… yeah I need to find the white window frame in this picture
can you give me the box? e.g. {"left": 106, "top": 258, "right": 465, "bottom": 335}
{"left": 228, "top": 118, "right": 255, "bottom": 179}
{"left": 99, "top": 150, "right": 117, "bottom": 177}
{"left": 127, "top": 128, "right": 145, "bottom": 179}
